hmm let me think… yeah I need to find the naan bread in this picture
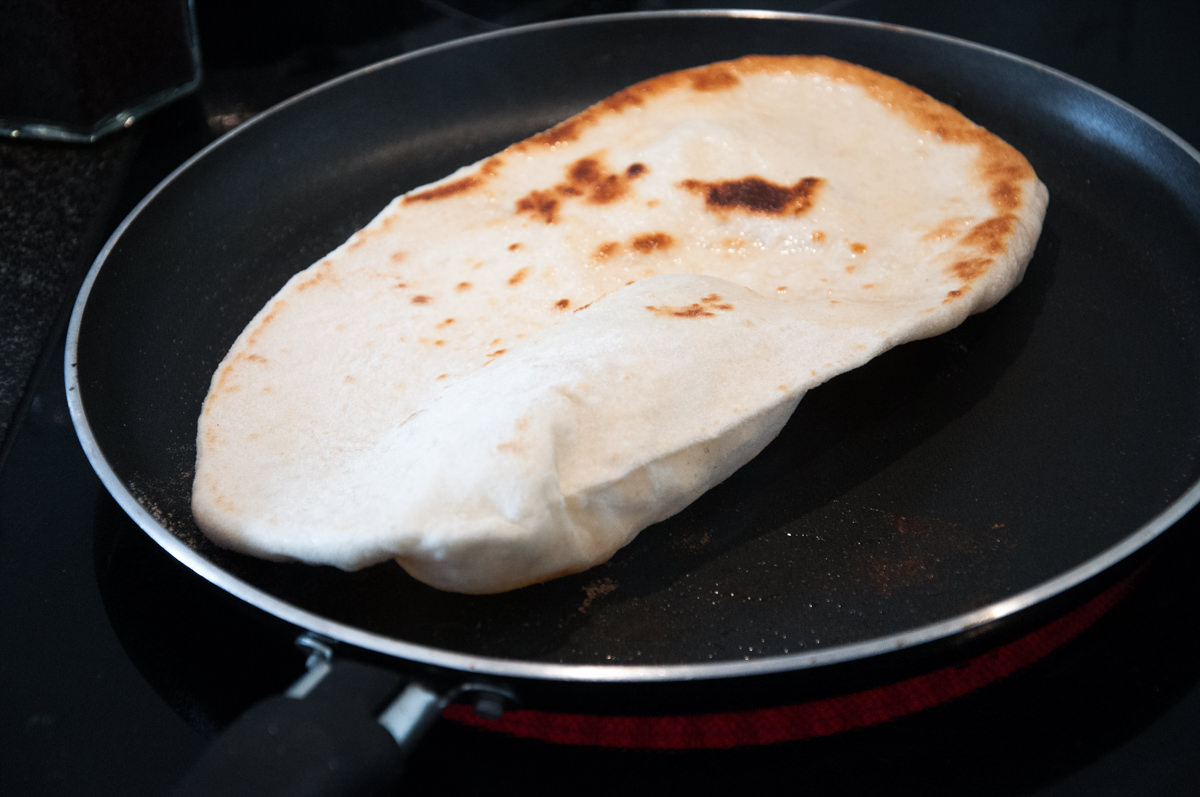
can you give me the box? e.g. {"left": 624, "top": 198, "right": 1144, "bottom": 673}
{"left": 192, "top": 55, "right": 1047, "bottom": 594}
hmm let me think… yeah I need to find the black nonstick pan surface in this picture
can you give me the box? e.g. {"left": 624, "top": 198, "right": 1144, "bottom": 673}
{"left": 67, "top": 10, "right": 1200, "bottom": 708}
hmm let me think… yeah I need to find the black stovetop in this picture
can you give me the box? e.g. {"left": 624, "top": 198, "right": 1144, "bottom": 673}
{"left": 4, "top": 2, "right": 1200, "bottom": 794}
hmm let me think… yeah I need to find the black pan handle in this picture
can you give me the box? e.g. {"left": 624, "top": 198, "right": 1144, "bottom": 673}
{"left": 170, "top": 635, "right": 512, "bottom": 797}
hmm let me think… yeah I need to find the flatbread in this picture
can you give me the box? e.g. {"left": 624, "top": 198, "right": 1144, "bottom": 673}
{"left": 192, "top": 55, "right": 1048, "bottom": 594}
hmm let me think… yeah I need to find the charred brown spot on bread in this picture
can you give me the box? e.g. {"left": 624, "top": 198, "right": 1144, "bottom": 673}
{"left": 959, "top": 215, "right": 1017, "bottom": 254}
{"left": 214, "top": 363, "right": 238, "bottom": 392}
{"left": 569, "top": 157, "right": 602, "bottom": 184}
{"left": 982, "top": 160, "right": 1034, "bottom": 212}
{"left": 390, "top": 250, "right": 407, "bottom": 263}
{"left": 487, "top": 348, "right": 507, "bottom": 358}
{"left": 593, "top": 232, "right": 674, "bottom": 261}
{"left": 646, "top": 295, "right": 735, "bottom": 318}
{"left": 689, "top": 65, "right": 740, "bottom": 91}
{"left": 593, "top": 241, "right": 619, "bottom": 260}
{"left": 601, "top": 88, "right": 647, "bottom": 113}
{"left": 529, "top": 118, "right": 584, "bottom": 147}
{"left": 604, "top": 60, "right": 743, "bottom": 111}
{"left": 632, "top": 232, "right": 674, "bottom": 253}
{"left": 700, "top": 293, "right": 734, "bottom": 310}
{"left": 244, "top": 303, "right": 284, "bottom": 349}
{"left": 515, "top": 189, "right": 560, "bottom": 223}
{"left": 456, "top": 281, "right": 472, "bottom": 291}
{"left": 812, "top": 230, "right": 826, "bottom": 243}
{"left": 411, "top": 294, "right": 432, "bottom": 305}
{"left": 437, "top": 318, "right": 455, "bottom": 329}
{"left": 508, "top": 242, "right": 522, "bottom": 251}
{"left": 921, "top": 217, "right": 974, "bottom": 242}
{"left": 513, "top": 62, "right": 742, "bottom": 151}
{"left": 850, "top": 242, "right": 868, "bottom": 254}
{"left": 520, "top": 155, "right": 646, "bottom": 224}
{"left": 508, "top": 267, "right": 530, "bottom": 286}
{"left": 948, "top": 256, "right": 993, "bottom": 282}
{"left": 405, "top": 175, "right": 481, "bottom": 203}
{"left": 989, "top": 182, "right": 1023, "bottom": 211}
{"left": 554, "top": 298, "right": 571, "bottom": 310}
{"left": 590, "top": 174, "right": 625, "bottom": 203}
{"left": 982, "top": 161, "right": 1032, "bottom": 182}
{"left": 680, "top": 176, "right": 824, "bottom": 215}
{"left": 568, "top": 156, "right": 639, "bottom": 204}
{"left": 296, "top": 261, "right": 337, "bottom": 292}
{"left": 944, "top": 287, "right": 968, "bottom": 303}
{"left": 647, "top": 303, "right": 714, "bottom": 318}
{"left": 700, "top": 294, "right": 734, "bottom": 309}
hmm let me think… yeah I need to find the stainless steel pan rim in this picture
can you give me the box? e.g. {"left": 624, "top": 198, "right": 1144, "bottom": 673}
{"left": 66, "top": 8, "right": 1200, "bottom": 686}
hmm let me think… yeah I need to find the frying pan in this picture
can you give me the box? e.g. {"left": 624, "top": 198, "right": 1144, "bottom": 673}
{"left": 66, "top": 9, "right": 1200, "bottom": 793}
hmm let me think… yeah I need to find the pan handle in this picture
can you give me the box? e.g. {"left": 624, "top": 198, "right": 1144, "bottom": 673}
{"left": 170, "top": 635, "right": 513, "bottom": 796}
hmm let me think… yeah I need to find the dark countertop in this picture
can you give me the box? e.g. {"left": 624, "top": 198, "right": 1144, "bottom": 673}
{"left": 0, "top": 136, "right": 127, "bottom": 448}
